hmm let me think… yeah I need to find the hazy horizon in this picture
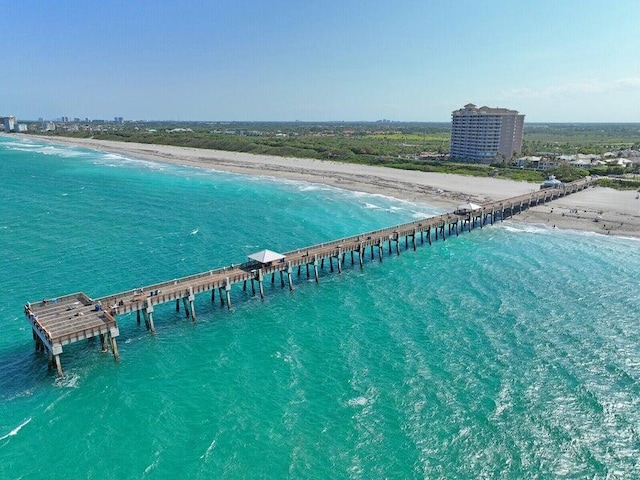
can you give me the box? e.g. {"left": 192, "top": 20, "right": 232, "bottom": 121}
{"left": 2, "top": 1, "right": 639, "bottom": 123}
{"left": 13, "top": 119, "right": 640, "bottom": 125}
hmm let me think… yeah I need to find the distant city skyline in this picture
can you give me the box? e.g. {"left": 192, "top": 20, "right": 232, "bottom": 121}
{"left": 2, "top": 1, "right": 639, "bottom": 122}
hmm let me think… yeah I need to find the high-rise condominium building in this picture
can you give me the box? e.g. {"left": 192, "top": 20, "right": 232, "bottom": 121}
{"left": 2, "top": 116, "right": 16, "bottom": 133}
{"left": 450, "top": 103, "right": 525, "bottom": 164}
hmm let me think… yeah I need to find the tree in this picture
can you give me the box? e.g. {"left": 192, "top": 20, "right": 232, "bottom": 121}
{"left": 546, "top": 165, "right": 588, "bottom": 182}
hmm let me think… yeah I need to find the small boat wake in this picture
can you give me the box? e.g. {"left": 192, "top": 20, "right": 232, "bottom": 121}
{"left": 0, "top": 417, "right": 32, "bottom": 442}
{"left": 190, "top": 228, "right": 199, "bottom": 235}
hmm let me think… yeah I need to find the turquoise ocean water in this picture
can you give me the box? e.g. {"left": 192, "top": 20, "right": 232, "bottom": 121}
{"left": 0, "top": 136, "right": 638, "bottom": 479}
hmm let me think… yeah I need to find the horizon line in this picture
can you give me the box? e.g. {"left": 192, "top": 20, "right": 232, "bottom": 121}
{"left": 12, "top": 118, "right": 640, "bottom": 125}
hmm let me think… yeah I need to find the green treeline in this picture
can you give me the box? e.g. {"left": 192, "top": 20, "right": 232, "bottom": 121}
{"left": 34, "top": 121, "right": 640, "bottom": 184}
{"left": 594, "top": 178, "right": 640, "bottom": 190}
{"left": 47, "top": 129, "right": 450, "bottom": 163}
{"left": 45, "top": 128, "right": 547, "bottom": 181}
{"left": 522, "top": 123, "right": 640, "bottom": 155}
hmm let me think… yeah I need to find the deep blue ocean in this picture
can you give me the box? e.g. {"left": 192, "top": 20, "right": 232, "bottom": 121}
{"left": 0, "top": 135, "right": 638, "bottom": 479}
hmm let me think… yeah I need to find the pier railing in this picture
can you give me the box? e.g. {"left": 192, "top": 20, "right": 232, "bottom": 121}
{"left": 24, "top": 177, "right": 596, "bottom": 377}
{"left": 91, "top": 178, "right": 595, "bottom": 308}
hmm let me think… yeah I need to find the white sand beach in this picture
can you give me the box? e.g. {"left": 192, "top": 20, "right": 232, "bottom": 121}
{"left": 510, "top": 187, "right": 640, "bottom": 238}
{"left": 19, "top": 135, "right": 640, "bottom": 238}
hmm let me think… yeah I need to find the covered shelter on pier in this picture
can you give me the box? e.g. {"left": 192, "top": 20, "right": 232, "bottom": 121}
{"left": 454, "top": 202, "right": 482, "bottom": 214}
{"left": 248, "top": 249, "right": 286, "bottom": 266}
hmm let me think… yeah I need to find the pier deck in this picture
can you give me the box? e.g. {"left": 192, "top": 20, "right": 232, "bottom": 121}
{"left": 24, "top": 178, "right": 594, "bottom": 376}
{"left": 25, "top": 293, "right": 119, "bottom": 376}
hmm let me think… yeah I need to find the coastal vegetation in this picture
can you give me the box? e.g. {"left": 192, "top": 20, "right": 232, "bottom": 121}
{"left": 542, "top": 165, "right": 590, "bottom": 183}
{"left": 522, "top": 123, "right": 640, "bottom": 155}
{"left": 594, "top": 177, "right": 640, "bottom": 190}
{"left": 30, "top": 121, "right": 639, "bottom": 184}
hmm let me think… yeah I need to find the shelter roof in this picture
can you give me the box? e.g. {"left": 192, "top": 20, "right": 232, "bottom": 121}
{"left": 248, "top": 249, "right": 285, "bottom": 263}
{"left": 456, "top": 202, "right": 482, "bottom": 212}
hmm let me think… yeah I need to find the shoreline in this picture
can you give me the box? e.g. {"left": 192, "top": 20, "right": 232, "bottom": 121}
{"left": 509, "top": 188, "right": 640, "bottom": 238}
{"left": 15, "top": 134, "right": 538, "bottom": 209}
{"left": 13, "top": 134, "right": 640, "bottom": 238}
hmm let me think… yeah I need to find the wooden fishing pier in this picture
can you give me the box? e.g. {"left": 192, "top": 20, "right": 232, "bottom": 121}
{"left": 24, "top": 178, "right": 595, "bottom": 376}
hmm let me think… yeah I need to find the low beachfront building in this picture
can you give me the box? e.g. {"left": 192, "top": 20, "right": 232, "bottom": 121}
{"left": 570, "top": 159, "right": 592, "bottom": 169}
{"left": 540, "top": 159, "right": 560, "bottom": 170}
{"left": 608, "top": 158, "right": 634, "bottom": 167}
{"left": 516, "top": 156, "right": 542, "bottom": 168}
{"left": 516, "top": 156, "right": 559, "bottom": 170}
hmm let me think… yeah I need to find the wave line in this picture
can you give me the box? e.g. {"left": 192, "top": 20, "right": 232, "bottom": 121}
{"left": 0, "top": 418, "right": 32, "bottom": 442}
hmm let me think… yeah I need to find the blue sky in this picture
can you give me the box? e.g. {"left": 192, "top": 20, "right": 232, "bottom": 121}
{"left": 2, "top": 0, "right": 639, "bottom": 122}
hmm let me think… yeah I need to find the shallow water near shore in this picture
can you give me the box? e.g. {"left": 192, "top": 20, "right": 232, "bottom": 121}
{"left": 1, "top": 136, "right": 638, "bottom": 479}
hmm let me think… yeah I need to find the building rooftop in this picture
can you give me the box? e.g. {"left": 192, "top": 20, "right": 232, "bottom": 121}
{"left": 453, "top": 104, "right": 520, "bottom": 116}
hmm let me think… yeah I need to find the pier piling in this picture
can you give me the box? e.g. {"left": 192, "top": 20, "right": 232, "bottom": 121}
{"left": 23, "top": 178, "right": 595, "bottom": 376}
{"left": 188, "top": 287, "right": 196, "bottom": 319}
{"left": 287, "top": 264, "right": 294, "bottom": 291}
{"left": 258, "top": 269, "right": 265, "bottom": 299}
{"left": 224, "top": 281, "right": 231, "bottom": 310}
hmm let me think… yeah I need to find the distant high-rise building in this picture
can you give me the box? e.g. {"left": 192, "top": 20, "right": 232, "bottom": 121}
{"left": 2, "top": 116, "right": 16, "bottom": 132}
{"left": 450, "top": 103, "right": 525, "bottom": 164}
{"left": 114, "top": 116, "right": 123, "bottom": 124}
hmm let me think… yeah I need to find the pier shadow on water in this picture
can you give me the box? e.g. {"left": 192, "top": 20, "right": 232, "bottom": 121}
{"left": 0, "top": 343, "right": 58, "bottom": 398}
